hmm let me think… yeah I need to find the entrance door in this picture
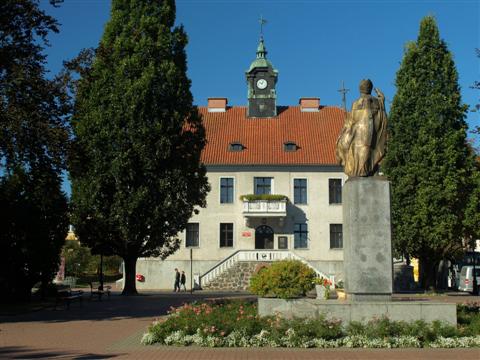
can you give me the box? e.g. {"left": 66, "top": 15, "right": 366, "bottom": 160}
{"left": 255, "top": 225, "right": 274, "bottom": 249}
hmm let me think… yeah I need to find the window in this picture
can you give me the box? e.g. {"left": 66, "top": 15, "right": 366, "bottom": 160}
{"left": 329, "top": 179, "right": 342, "bottom": 204}
{"left": 278, "top": 236, "right": 288, "bottom": 249}
{"left": 254, "top": 177, "right": 272, "bottom": 195}
{"left": 330, "top": 224, "right": 343, "bottom": 249}
{"left": 220, "top": 223, "right": 233, "bottom": 247}
{"left": 294, "top": 178, "right": 307, "bottom": 204}
{"left": 294, "top": 223, "right": 308, "bottom": 249}
{"left": 186, "top": 223, "right": 199, "bottom": 247}
{"left": 220, "top": 177, "right": 234, "bottom": 204}
{"left": 284, "top": 141, "right": 298, "bottom": 152}
{"left": 229, "top": 142, "right": 244, "bottom": 152}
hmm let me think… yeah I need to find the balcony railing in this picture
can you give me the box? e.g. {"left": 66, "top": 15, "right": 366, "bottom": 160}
{"left": 242, "top": 199, "right": 287, "bottom": 217}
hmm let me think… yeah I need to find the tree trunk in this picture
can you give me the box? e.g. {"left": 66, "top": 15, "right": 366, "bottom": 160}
{"left": 435, "top": 260, "right": 449, "bottom": 291}
{"left": 419, "top": 257, "right": 437, "bottom": 291}
{"left": 122, "top": 256, "right": 138, "bottom": 295}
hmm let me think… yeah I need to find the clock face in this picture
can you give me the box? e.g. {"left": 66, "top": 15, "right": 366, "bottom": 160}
{"left": 256, "top": 78, "right": 268, "bottom": 90}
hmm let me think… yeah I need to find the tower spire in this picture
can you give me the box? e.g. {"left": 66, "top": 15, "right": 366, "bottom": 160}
{"left": 246, "top": 17, "right": 278, "bottom": 118}
{"left": 259, "top": 15, "right": 267, "bottom": 39}
{"left": 257, "top": 16, "right": 268, "bottom": 59}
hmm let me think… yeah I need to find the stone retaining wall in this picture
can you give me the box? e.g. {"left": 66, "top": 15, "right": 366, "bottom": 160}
{"left": 258, "top": 298, "right": 457, "bottom": 325}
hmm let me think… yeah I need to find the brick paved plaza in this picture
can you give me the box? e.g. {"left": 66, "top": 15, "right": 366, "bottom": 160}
{"left": 1, "top": 290, "right": 479, "bottom": 359}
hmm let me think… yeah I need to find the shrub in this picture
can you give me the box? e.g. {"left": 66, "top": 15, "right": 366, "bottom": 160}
{"left": 239, "top": 194, "right": 288, "bottom": 201}
{"left": 458, "top": 302, "right": 480, "bottom": 336}
{"left": 249, "top": 260, "right": 316, "bottom": 299}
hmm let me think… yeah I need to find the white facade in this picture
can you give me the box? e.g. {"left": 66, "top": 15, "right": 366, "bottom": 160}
{"left": 134, "top": 37, "right": 347, "bottom": 290}
{"left": 136, "top": 165, "right": 347, "bottom": 289}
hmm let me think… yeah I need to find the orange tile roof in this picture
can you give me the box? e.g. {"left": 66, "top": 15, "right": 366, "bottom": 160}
{"left": 199, "top": 106, "right": 345, "bottom": 165}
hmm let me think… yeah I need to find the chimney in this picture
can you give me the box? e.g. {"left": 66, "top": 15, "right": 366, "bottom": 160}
{"left": 299, "top": 98, "right": 320, "bottom": 112}
{"left": 208, "top": 98, "right": 228, "bottom": 112}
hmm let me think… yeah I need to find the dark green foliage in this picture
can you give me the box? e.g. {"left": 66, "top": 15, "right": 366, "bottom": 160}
{"left": 62, "top": 240, "right": 122, "bottom": 277}
{"left": 0, "top": 169, "right": 68, "bottom": 301}
{"left": 463, "top": 159, "right": 480, "bottom": 247}
{"left": 239, "top": 194, "right": 289, "bottom": 201}
{"left": 271, "top": 316, "right": 343, "bottom": 341}
{"left": 147, "top": 300, "right": 343, "bottom": 345}
{"left": 0, "top": 1, "right": 69, "bottom": 301}
{"left": 62, "top": 241, "right": 92, "bottom": 277}
{"left": 249, "top": 260, "right": 316, "bottom": 299}
{"left": 70, "top": 0, "right": 209, "bottom": 295}
{"left": 150, "top": 301, "right": 259, "bottom": 340}
{"left": 457, "top": 302, "right": 480, "bottom": 336}
{"left": 382, "top": 16, "right": 476, "bottom": 289}
{"left": 471, "top": 48, "right": 480, "bottom": 131}
{"left": 146, "top": 301, "right": 477, "bottom": 347}
{"left": 346, "top": 318, "right": 458, "bottom": 342}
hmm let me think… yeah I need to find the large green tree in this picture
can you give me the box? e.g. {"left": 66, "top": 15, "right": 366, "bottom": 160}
{"left": 0, "top": 0, "right": 69, "bottom": 301}
{"left": 472, "top": 49, "right": 480, "bottom": 136}
{"left": 70, "top": 0, "right": 209, "bottom": 295}
{"left": 383, "top": 16, "right": 476, "bottom": 290}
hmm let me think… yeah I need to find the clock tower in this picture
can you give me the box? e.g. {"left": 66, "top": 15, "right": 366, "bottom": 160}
{"left": 246, "top": 37, "right": 278, "bottom": 118}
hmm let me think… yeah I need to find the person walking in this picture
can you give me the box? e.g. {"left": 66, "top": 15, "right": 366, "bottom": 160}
{"left": 180, "top": 270, "right": 187, "bottom": 292}
{"left": 174, "top": 268, "right": 180, "bottom": 292}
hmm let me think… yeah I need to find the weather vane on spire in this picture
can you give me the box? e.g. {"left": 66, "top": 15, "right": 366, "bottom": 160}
{"left": 259, "top": 15, "right": 267, "bottom": 39}
{"left": 338, "top": 80, "right": 350, "bottom": 112}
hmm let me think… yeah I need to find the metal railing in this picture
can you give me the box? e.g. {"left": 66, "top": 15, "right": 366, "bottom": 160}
{"left": 199, "top": 250, "right": 333, "bottom": 288}
{"left": 242, "top": 200, "right": 287, "bottom": 215}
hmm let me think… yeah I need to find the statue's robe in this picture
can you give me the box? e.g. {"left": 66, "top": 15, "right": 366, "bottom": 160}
{"left": 336, "top": 94, "right": 387, "bottom": 177}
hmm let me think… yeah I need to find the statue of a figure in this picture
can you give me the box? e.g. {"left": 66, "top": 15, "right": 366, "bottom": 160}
{"left": 336, "top": 79, "right": 387, "bottom": 177}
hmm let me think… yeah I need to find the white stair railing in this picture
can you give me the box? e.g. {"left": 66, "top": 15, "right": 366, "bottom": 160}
{"left": 199, "top": 250, "right": 333, "bottom": 288}
{"left": 286, "top": 251, "right": 335, "bottom": 288}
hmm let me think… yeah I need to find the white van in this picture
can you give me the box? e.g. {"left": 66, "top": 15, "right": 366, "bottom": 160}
{"left": 458, "top": 266, "right": 480, "bottom": 293}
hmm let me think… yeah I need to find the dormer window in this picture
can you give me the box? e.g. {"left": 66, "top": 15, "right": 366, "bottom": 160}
{"left": 284, "top": 141, "right": 298, "bottom": 152}
{"left": 229, "top": 142, "right": 245, "bottom": 152}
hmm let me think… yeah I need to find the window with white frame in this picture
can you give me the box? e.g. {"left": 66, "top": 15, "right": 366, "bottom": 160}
{"left": 294, "top": 223, "right": 308, "bottom": 249}
{"left": 186, "top": 223, "right": 199, "bottom": 247}
{"left": 329, "top": 179, "right": 342, "bottom": 204}
{"left": 330, "top": 224, "right": 343, "bottom": 249}
{"left": 254, "top": 177, "right": 272, "bottom": 195}
{"left": 219, "top": 223, "right": 233, "bottom": 247}
{"left": 294, "top": 178, "right": 307, "bottom": 204}
{"left": 220, "top": 177, "right": 234, "bottom": 204}
{"left": 278, "top": 236, "right": 288, "bottom": 249}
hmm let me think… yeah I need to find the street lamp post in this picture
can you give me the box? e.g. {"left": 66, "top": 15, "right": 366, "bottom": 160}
{"left": 473, "top": 253, "right": 478, "bottom": 296}
{"left": 190, "top": 248, "right": 193, "bottom": 294}
{"left": 99, "top": 252, "right": 104, "bottom": 291}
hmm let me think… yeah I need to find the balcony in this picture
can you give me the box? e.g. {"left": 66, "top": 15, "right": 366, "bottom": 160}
{"left": 241, "top": 194, "right": 288, "bottom": 217}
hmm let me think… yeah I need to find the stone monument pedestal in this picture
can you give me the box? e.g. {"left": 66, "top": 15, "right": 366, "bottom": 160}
{"left": 257, "top": 177, "right": 457, "bottom": 325}
{"left": 343, "top": 177, "right": 392, "bottom": 301}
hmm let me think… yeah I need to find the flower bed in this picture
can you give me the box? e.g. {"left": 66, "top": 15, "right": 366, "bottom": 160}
{"left": 141, "top": 300, "right": 480, "bottom": 348}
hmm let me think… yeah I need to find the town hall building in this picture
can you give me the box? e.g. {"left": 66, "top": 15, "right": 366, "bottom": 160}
{"left": 134, "top": 37, "right": 347, "bottom": 290}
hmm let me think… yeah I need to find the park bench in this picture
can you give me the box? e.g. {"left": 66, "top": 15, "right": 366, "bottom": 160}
{"left": 55, "top": 287, "right": 84, "bottom": 309}
{"left": 89, "top": 282, "right": 111, "bottom": 301}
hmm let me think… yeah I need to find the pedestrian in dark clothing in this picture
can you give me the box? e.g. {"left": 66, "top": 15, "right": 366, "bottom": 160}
{"left": 180, "top": 271, "right": 187, "bottom": 292}
{"left": 174, "top": 268, "right": 180, "bottom": 292}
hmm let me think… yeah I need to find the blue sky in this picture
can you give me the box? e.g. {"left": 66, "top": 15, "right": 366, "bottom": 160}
{"left": 38, "top": 0, "right": 479, "bottom": 194}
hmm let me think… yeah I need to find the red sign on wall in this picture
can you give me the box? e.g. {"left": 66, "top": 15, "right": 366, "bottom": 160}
{"left": 242, "top": 231, "right": 252, "bottom": 237}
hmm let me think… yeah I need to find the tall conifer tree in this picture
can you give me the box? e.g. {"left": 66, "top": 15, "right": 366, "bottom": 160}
{"left": 70, "top": 0, "right": 209, "bottom": 295}
{"left": 383, "top": 16, "right": 475, "bottom": 289}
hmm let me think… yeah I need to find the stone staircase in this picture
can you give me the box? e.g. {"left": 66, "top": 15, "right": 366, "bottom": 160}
{"left": 202, "top": 261, "right": 270, "bottom": 291}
